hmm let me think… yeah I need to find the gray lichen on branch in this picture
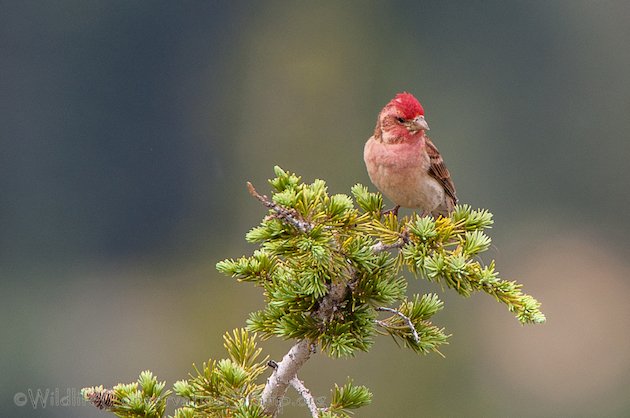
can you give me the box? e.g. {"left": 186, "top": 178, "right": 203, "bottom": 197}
{"left": 261, "top": 339, "right": 314, "bottom": 416}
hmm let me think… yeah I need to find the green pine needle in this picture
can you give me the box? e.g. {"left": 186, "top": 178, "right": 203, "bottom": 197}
{"left": 330, "top": 379, "right": 372, "bottom": 412}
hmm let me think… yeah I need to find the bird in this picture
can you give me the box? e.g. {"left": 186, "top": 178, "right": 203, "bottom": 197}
{"left": 363, "top": 92, "right": 458, "bottom": 217}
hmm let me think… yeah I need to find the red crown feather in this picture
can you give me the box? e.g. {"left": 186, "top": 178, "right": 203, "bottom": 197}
{"left": 389, "top": 92, "right": 424, "bottom": 119}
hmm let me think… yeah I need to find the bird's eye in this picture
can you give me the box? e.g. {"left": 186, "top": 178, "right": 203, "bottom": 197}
{"left": 396, "top": 117, "right": 405, "bottom": 123}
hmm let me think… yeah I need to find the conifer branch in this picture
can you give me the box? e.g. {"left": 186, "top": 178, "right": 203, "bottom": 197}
{"left": 376, "top": 306, "right": 420, "bottom": 344}
{"left": 83, "top": 166, "right": 545, "bottom": 418}
{"left": 370, "top": 239, "right": 405, "bottom": 253}
{"left": 81, "top": 371, "right": 170, "bottom": 418}
{"left": 249, "top": 179, "right": 399, "bottom": 255}
{"left": 247, "top": 181, "right": 312, "bottom": 233}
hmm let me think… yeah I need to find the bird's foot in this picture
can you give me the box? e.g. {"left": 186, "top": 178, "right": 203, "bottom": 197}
{"left": 381, "top": 205, "right": 400, "bottom": 217}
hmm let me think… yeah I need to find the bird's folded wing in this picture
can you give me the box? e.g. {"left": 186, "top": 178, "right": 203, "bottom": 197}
{"left": 425, "top": 136, "right": 458, "bottom": 204}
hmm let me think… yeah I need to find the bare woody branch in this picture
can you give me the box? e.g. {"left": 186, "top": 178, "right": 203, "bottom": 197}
{"left": 262, "top": 339, "right": 313, "bottom": 416}
{"left": 376, "top": 306, "right": 420, "bottom": 344}
{"left": 289, "top": 375, "right": 321, "bottom": 418}
{"left": 371, "top": 240, "right": 405, "bottom": 253}
{"left": 247, "top": 182, "right": 312, "bottom": 233}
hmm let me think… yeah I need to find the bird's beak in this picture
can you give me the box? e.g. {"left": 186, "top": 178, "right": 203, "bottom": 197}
{"left": 413, "top": 115, "right": 430, "bottom": 131}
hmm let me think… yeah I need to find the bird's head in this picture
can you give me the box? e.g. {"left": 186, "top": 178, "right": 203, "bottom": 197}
{"left": 375, "top": 92, "right": 430, "bottom": 144}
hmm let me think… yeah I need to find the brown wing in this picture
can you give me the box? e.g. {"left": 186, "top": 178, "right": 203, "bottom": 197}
{"left": 425, "top": 136, "right": 458, "bottom": 206}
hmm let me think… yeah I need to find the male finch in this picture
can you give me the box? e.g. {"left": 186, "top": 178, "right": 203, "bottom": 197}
{"left": 364, "top": 92, "right": 458, "bottom": 217}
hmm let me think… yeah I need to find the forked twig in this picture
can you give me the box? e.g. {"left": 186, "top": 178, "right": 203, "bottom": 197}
{"left": 376, "top": 306, "right": 420, "bottom": 344}
{"left": 247, "top": 182, "right": 312, "bottom": 233}
{"left": 289, "top": 375, "right": 321, "bottom": 418}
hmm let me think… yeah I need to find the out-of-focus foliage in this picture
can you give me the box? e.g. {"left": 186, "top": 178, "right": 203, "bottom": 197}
{"left": 3, "top": 2, "right": 630, "bottom": 417}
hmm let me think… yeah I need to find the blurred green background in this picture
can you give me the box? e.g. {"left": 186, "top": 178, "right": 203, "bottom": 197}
{"left": 2, "top": 1, "right": 630, "bottom": 417}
